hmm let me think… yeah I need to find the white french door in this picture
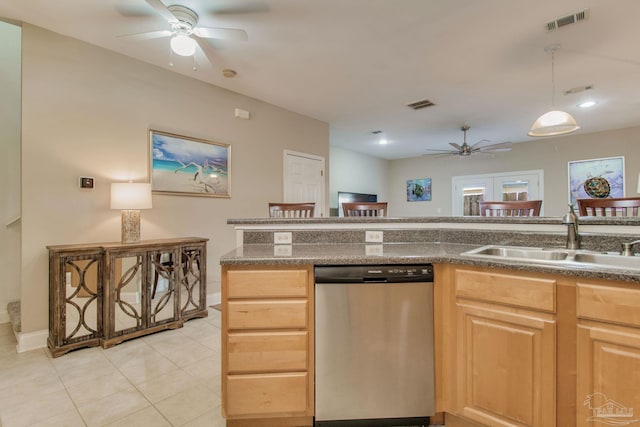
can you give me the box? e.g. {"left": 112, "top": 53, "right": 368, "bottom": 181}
{"left": 452, "top": 170, "right": 544, "bottom": 216}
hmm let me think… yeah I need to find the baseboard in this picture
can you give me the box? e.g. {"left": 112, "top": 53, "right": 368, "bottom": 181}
{"left": 207, "top": 291, "right": 221, "bottom": 306}
{"left": 17, "top": 329, "right": 48, "bottom": 353}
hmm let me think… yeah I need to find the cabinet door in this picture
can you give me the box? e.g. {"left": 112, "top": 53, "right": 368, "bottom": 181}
{"left": 455, "top": 302, "right": 556, "bottom": 427}
{"left": 577, "top": 323, "right": 640, "bottom": 427}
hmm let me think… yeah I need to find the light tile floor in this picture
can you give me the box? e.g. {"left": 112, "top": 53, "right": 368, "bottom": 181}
{"left": 0, "top": 308, "right": 225, "bottom": 427}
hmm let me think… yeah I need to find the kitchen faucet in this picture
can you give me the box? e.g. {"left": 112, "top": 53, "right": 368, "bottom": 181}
{"left": 562, "top": 204, "right": 581, "bottom": 249}
{"left": 620, "top": 239, "right": 640, "bottom": 256}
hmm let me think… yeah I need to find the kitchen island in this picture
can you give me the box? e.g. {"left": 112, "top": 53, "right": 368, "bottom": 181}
{"left": 220, "top": 217, "right": 640, "bottom": 427}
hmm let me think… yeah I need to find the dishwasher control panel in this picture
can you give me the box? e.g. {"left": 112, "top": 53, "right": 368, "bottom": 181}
{"left": 315, "top": 264, "right": 434, "bottom": 283}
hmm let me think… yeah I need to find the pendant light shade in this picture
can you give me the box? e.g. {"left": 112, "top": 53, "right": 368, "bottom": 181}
{"left": 528, "top": 110, "right": 580, "bottom": 137}
{"left": 528, "top": 45, "right": 580, "bottom": 137}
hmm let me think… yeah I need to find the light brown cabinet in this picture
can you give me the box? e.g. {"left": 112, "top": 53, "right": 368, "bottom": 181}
{"left": 449, "top": 267, "right": 557, "bottom": 427}
{"left": 48, "top": 238, "right": 208, "bottom": 357}
{"left": 222, "top": 265, "right": 314, "bottom": 427}
{"left": 576, "top": 280, "right": 640, "bottom": 427}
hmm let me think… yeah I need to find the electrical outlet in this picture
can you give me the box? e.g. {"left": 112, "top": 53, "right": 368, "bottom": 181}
{"left": 365, "top": 244, "right": 384, "bottom": 256}
{"left": 274, "top": 245, "right": 293, "bottom": 257}
{"left": 274, "top": 232, "right": 293, "bottom": 244}
{"left": 365, "top": 230, "right": 384, "bottom": 243}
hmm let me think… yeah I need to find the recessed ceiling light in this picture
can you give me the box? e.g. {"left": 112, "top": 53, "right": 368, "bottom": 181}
{"left": 378, "top": 138, "right": 389, "bottom": 145}
{"left": 578, "top": 100, "right": 597, "bottom": 108}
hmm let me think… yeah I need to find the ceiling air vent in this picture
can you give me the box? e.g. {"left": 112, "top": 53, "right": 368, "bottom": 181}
{"left": 564, "top": 85, "right": 594, "bottom": 96}
{"left": 407, "top": 99, "right": 436, "bottom": 110}
{"left": 546, "top": 9, "right": 589, "bottom": 31}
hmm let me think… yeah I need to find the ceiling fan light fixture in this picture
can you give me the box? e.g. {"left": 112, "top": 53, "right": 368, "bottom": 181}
{"left": 171, "top": 34, "right": 197, "bottom": 56}
{"left": 528, "top": 110, "right": 580, "bottom": 137}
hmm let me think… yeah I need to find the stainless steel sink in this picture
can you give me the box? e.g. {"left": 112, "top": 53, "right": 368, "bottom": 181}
{"left": 463, "top": 245, "right": 640, "bottom": 271}
{"left": 464, "top": 246, "right": 570, "bottom": 262}
{"left": 572, "top": 252, "right": 640, "bottom": 269}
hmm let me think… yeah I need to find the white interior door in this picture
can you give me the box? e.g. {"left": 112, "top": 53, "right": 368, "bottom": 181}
{"left": 284, "top": 150, "right": 325, "bottom": 217}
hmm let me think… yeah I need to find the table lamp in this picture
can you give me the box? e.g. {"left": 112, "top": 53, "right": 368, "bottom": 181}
{"left": 110, "top": 182, "right": 152, "bottom": 244}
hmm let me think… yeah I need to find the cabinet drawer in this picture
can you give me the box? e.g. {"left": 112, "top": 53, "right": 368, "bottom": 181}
{"left": 227, "top": 269, "right": 309, "bottom": 298}
{"left": 455, "top": 268, "right": 556, "bottom": 313}
{"left": 228, "top": 300, "right": 308, "bottom": 329}
{"left": 226, "top": 372, "right": 309, "bottom": 417}
{"left": 227, "top": 331, "right": 308, "bottom": 373}
{"left": 577, "top": 282, "right": 640, "bottom": 327}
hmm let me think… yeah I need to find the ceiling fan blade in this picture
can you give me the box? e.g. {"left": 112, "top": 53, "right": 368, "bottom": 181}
{"left": 145, "top": 0, "right": 179, "bottom": 24}
{"left": 194, "top": 27, "right": 248, "bottom": 42}
{"left": 194, "top": 37, "right": 222, "bottom": 66}
{"left": 469, "top": 139, "right": 491, "bottom": 149}
{"left": 474, "top": 141, "right": 513, "bottom": 152}
{"left": 117, "top": 30, "right": 173, "bottom": 40}
{"left": 424, "top": 149, "right": 458, "bottom": 156}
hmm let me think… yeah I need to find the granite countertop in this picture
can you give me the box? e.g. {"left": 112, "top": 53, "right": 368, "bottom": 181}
{"left": 220, "top": 242, "right": 640, "bottom": 283}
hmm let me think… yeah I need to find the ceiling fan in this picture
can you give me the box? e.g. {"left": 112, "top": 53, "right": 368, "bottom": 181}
{"left": 425, "top": 125, "right": 513, "bottom": 157}
{"left": 119, "top": 0, "right": 249, "bottom": 65}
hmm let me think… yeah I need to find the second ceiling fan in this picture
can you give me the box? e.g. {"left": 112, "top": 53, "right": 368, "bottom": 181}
{"left": 425, "top": 126, "right": 512, "bottom": 157}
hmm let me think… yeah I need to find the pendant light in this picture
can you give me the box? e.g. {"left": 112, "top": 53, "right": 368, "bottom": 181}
{"left": 528, "top": 44, "right": 580, "bottom": 137}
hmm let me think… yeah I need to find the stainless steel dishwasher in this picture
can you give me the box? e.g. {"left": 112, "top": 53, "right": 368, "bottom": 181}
{"left": 314, "top": 264, "right": 435, "bottom": 427}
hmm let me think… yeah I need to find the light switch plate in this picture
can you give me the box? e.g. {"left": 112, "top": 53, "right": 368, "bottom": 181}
{"left": 274, "top": 232, "right": 293, "bottom": 244}
{"left": 365, "top": 230, "right": 384, "bottom": 243}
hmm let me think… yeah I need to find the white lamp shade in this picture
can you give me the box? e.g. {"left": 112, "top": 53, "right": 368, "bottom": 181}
{"left": 528, "top": 110, "right": 580, "bottom": 137}
{"left": 170, "top": 34, "right": 197, "bottom": 56}
{"left": 111, "top": 183, "right": 152, "bottom": 210}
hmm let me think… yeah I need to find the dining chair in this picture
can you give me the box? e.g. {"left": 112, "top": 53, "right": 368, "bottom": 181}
{"left": 577, "top": 197, "right": 640, "bottom": 217}
{"left": 342, "top": 202, "right": 388, "bottom": 217}
{"left": 478, "top": 200, "right": 542, "bottom": 217}
{"left": 268, "top": 202, "right": 315, "bottom": 218}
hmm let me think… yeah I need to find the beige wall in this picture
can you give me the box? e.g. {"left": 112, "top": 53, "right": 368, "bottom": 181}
{"left": 0, "top": 21, "right": 21, "bottom": 324}
{"left": 387, "top": 126, "right": 640, "bottom": 217}
{"left": 329, "top": 146, "right": 389, "bottom": 214}
{"left": 20, "top": 24, "right": 329, "bottom": 334}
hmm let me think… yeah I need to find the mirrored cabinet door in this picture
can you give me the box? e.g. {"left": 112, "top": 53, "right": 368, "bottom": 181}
{"left": 48, "top": 248, "right": 104, "bottom": 357}
{"left": 180, "top": 244, "right": 207, "bottom": 319}
{"left": 148, "top": 248, "right": 179, "bottom": 327}
{"left": 109, "top": 253, "right": 144, "bottom": 336}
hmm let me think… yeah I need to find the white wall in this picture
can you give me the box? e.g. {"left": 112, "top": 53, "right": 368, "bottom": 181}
{"left": 0, "top": 21, "right": 21, "bottom": 324}
{"left": 329, "top": 146, "right": 389, "bottom": 214}
{"left": 388, "top": 126, "right": 640, "bottom": 217}
{"left": 20, "top": 24, "right": 329, "bottom": 334}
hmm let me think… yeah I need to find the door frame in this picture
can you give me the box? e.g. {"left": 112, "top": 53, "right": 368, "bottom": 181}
{"left": 283, "top": 150, "right": 326, "bottom": 217}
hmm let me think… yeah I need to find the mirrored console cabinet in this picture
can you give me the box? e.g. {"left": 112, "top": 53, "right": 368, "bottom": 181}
{"left": 47, "top": 237, "right": 208, "bottom": 357}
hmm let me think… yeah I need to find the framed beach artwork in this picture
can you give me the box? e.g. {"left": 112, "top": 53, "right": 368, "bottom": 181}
{"left": 406, "top": 178, "right": 432, "bottom": 202}
{"left": 149, "top": 130, "right": 231, "bottom": 197}
{"left": 568, "top": 156, "right": 624, "bottom": 208}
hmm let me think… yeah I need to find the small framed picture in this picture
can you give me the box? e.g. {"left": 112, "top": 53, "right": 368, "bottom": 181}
{"left": 149, "top": 129, "right": 231, "bottom": 198}
{"left": 407, "top": 178, "right": 432, "bottom": 202}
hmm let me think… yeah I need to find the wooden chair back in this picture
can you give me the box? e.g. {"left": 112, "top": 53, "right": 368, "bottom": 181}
{"left": 577, "top": 197, "right": 640, "bottom": 217}
{"left": 268, "top": 202, "right": 315, "bottom": 218}
{"left": 342, "top": 202, "right": 388, "bottom": 217}
{"left": 478, "top": 200, "right": 542, "bottom": 217}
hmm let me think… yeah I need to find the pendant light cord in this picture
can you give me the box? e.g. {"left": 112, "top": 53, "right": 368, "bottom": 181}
{"left": 550, "top": 48, "right": 556, "bottom": 108}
